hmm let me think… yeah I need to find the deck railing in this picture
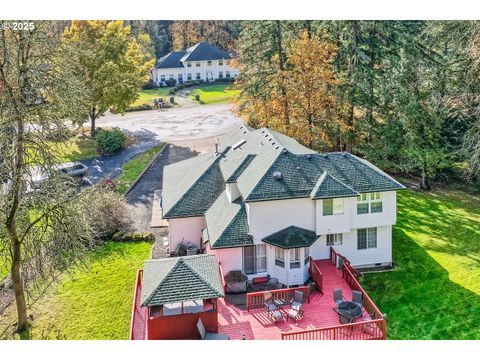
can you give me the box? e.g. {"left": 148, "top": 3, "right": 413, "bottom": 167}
{"left": 308, "top": 256, "right": 323, "bottom": 294}
{"left": 130, "top": 269, "right": 147, "bottom": 340}
{"left": 281, "top": 318, "right": 386, "bottom": 340}
{"left": 330, "top": 247, "right": 362, "bottom": 280}
{"left": 218, "top": 262, "right": 227, "bottom": 296}
{"left": 246, "top": 286, "right": 311, "bottom": 311}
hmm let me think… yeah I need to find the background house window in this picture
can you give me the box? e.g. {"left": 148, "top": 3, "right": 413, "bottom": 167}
{"left": 219, "top": 71, "right": 223, "bottom": 78}
{"left": 326, "top": 233, "right": 343, "bottom": 246}
{"left": 357, "top": 228, "right": 377, "bottom": 250}
{"left": 256, "top": 244, "right": 267, "bottom": 273}
{"left": 207, "top": 60, "right": 212, "bottom": 66}
{"left": 196, "top": 73, "right": 201, "bottom": 80}
{"left": 187, "top": 62, "right": 192, "bottom": 67}
{"left": 290, "top": 248, "right": 300, "bottom": 268}
{"left": 196, "top": 62, "right": 201, "bottom": 67}
{"left": 275, "top": 247, "right": 285, "bottom": 268}
{"left": 226, "top": 71, "right": 230, "bottom": 78}
{"left": 323, "top": 198, "right": 344, "bottom": 216}
{"left": 219, "top": 59, "right": 223, "bottom": 66}
{"left": 304, "top": 247, "right": 310, "bottom": 265}
{"left": 187, "top": 73, "right": 192, "bottom": 81}
{"left": 160, "top": 75, "right": 165, "bottom": 82}
{"left": 177, "top": 74, "right": 183, "bottom": 83}
{"left": 169, "top": 74, "right": 174, "bottom": 80}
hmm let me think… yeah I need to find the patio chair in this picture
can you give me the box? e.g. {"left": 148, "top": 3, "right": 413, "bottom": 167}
{"left": 352, "top": 290, "right": 363, "bottom": 308}
{"left": 286, "top": 308, "right": 304, "bottom": 323}
{"left": 264, "top": 292, "right": 277, "bottom": 313}
{"left": 270, "top": 309, "right": 284, "bottom": 324}
{"left": 333, "top": 288, "right": 345, "bottom": 307}
{"left": 197, "top": 319, "right": 230, "bottom": 340}
{"left": 290, "top": 290, "right": 305, "bottom": 311}
{"left": 338, "top": 313, "right": 352, "bottom": 325}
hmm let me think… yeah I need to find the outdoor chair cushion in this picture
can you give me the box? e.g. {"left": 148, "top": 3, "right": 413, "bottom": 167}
{"left": 252, "top": 276, "right": 269, "bottom": 285}
{"left": 197, "top": 319, "right": 230, "bottom": 340}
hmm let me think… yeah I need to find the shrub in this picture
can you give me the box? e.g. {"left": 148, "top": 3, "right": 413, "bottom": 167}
{"left": 141, "top": 80, "right": 160, "bottom": 90}
{"left": 95, "top": 128, "right": 127, "bottom": 155}
{"left": 165, "top": 78, "right": 177, "bottom": 87}
{"left": 194, "top": 80, "right": 202, "bottom": 85}
{"left": 125, "top": 104, "right": 153, "bottom": 112}
{"left": 112, "top": 231, "right": 154, "bottom": 242}
{"left": 168, "top": 89, "right": 176, "bottom": 95}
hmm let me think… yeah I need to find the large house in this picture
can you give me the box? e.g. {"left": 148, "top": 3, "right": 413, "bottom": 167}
{"left": 161, "top": 126, "right": 405, "bottom": 288}
{"left": 151, "top": 42, "right": 239, "bottom": 85}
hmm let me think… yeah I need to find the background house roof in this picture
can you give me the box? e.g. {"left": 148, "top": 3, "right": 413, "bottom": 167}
{"left": 261, "top": 225, "right": 319, "bottom": 249}
{"left": 141, "top": 254, "right": 224, "bottom": 307}
{"left": 155, "top": 51, "right": 186, "bottom": 69}
{"left": 180, "top": 42, "right": 232, "bottom": 62}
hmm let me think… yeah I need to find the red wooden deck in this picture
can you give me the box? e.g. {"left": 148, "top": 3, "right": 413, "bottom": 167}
{"left": 217, "top": 260, "right": 358, "bottom": 340}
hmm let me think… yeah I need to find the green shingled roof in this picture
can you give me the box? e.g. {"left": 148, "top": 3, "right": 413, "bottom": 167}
{"left": 310, "top": 172, "right": 359, "bottom": 199}
{"left": 141, "top": 254, "right": 224, "bottom": 307}
{"left": 162, "top": 149, "right": 229, "bottom": 219}
{"left": 245, "top": 151, "right": 404, "bottom": 202}
{"left": 204, "top": 191, "right": 252, "bottom": 249}
{"left": 261, "top": 226, "right": 319, "bottom": 249}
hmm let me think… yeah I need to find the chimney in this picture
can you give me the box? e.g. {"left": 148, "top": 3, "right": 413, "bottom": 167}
{"left": 215, "top": 143, "right": 219, "bottom": 155}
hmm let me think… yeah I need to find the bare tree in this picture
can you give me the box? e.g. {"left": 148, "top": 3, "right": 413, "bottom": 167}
{"left": 0, "top": 21, "right": 104, "bottom": 332}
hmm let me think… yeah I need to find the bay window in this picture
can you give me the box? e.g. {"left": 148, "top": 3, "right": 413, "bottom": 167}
{"left": 290, "top": 248, "right": 300, "bottom": 269}
{"left": 275, "top": 247, "right": 285, "bottom": 268}
{"left": 304, "top": 247, "right": 310, "bottom": 265}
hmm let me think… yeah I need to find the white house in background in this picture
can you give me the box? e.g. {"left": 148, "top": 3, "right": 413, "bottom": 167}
{"left": 160, "top": 126, "right": 405, "bottom": 287}
{"left": 151, "top": 42, "right": 239, "bottom": 85}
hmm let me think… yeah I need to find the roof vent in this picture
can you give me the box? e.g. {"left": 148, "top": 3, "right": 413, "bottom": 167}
{"left": 261, "top": 130, "right": 265, "bottom": 133}
{"left": 323, "top": 154, "right": 328, "bottom": 159}
{"left": 242, "top": 131, "right": 247, "bottom": 134}
{"left": 273, "top": 171, "right": 283, "bottom": 180}
{"left": 232, "top": 139, "right": 247, "bottom": 150}
{"left": 306, "top": 154, "right": 312, "bottom": 159}
{"left": 282, "top": 149, "right": 288, "bottom": 154}
{"left": 342, "top": 152, "right": 347, "bottom": 157}
{"left": 268, "top": 138, "right": 272, "bottom": 142}
{"left": 275, "top": 146, "right": 279, "bottom": 150}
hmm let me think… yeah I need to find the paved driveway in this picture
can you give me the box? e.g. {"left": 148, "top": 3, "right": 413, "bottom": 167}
{"left": 96, "top": 103, "right": 241, "bottom": 141}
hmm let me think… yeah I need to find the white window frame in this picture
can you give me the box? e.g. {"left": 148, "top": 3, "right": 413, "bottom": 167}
{"left": 196, "top": 62, "right": 201, "bottom": 67}
{"left": 219, "top": 59, "right": 223, "bottom": 66}
{"left": 226, "top": 71, "right": 231, "bottom": 78}
{"left": 196, "top": 73, "right": 201, "bottom": 80}
{"left": 187, "top": 73, "right": 192, "bottom": 81}
{"left": 255, "top": 244, "right": 267, "bottom": 273}
{"left": 304, "top": 247, "right": 310, "bottom": 265}
{"left": 323, "top": 198, "right": 344, "bottom": 216}
{"left": 219, "top": 71, "right": 223, "bottom": 78}
{"left": 187, "top": 62, "right": 192, "bottom": 67}
{"left": 289, "top": 248, "right": 300, "bottom": 269}
{"left": 326, "top": 233, "right": 343, "bottom": 246}
{"left": 357, "top": 192, "right": 383, "bottom": 215}
{"left": 160, "top": 75, "right": 165, "bottom": 82}
{"left": 275, "top": 247, "right": 285, "bottom": 268}
{"left": 207, "top": 60, "right": 212, "bottom": 66}
{"left": 357, "top": 227, "right": 377, "bottom": 250}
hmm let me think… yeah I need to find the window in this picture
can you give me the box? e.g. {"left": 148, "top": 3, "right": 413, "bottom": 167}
{"left": 256, "top": 244, "right": 267, "bottom": 273}
{"left": 160, "top": 75, "right": 165, "bottom": 82}
{"left": 275, "top": 247, "right": 285, "bottom": 268}
{"left": 187, "top": 62, "right": 192, "bottom": 67}
{"left": 219, "top": 59, "right": 223, "bottom": 66}
{"left": 196, "top": 62, "right": 201, "bottom": 67}
{"left": 290, "top": 248, "right": 300, "bottom": 268}
{"left": 226, "top": 71, "right": 231, "bottom": 78}
{"left": 323, "top": 198, "right": 344, "bottom": 216}
{"left": 187, "top": 73, "right": 192, "bottom": 81}
{"left": 177, "top": 74, "right": 183, "bottom": 83}
{"left": 326, "top": 233, "right": 343, "bottom": 246}
{"left": 244, "top": 245, "right": 267, "bottom": 274}
{"left": 219, "top": 71, "right": 223, "bottom": 79}
{"left": 196, "top": 73, "right": 201, "bottom": 80}
{"left": 304, "top": 247, "right": 310, "bottom": 265}
{"left": 207, "top": 60, "right": 212, "bottom": 66}
{"left": 357, "top": 228, "right": 377, "bottom": 250}
{"left": 169, "top": 74, "right": 174, "bottom": 80}
{"left": 357, "top": 192, "right": 383, "bottom": 215}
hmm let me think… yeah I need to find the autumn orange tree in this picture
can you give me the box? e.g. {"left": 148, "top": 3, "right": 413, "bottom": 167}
{"left": 236, "top": 28, "right": 348, "bottom": 151}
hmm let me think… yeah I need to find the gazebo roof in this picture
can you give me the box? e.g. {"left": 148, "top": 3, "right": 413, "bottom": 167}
{"left": 261, "top": 226, "right": 319, "bottom": 249}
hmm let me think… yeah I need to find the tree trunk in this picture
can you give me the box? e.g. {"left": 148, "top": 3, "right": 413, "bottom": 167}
{"left": 420, "top": 168, "right": 431, "bottom": 190}
{"left": 90, "top": 107, "right": 97, "bottom": 137}
{"left": 274, "top": 21, "right": 290, "bottom": 128}
{"left": 11, "top": 237, "right": 28, "bottom": 332}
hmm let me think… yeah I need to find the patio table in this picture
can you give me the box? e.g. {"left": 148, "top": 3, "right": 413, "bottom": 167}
{"left": 337, "top": 301, "right": 362, "bottom": 322}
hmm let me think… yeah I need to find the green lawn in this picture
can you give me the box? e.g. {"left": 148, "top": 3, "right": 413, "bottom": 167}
{"left": 189, "top": 83, "right": 239, "bottom": 104}
{"left": 48, "top": 136, "right": 97, "bottom": 163}
{"left": 362, "top": 189, "right": 480, "bottom": 339}
{"left": 132, "top": 88, "right": 172, "bottom": 107}
{"left": 115, "top": 144, "right": 165, "bottom": 194}
{"left": 0, "top": 241, "right": 152, "bottom": 340}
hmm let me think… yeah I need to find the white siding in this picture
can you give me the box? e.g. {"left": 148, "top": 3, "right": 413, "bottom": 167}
{"left": 168, "top": 216, "right": 205, "bottom": 252}
{"left": 316, "top": 197, "right": 352, "bottom": 234}
{"left": 351, "top": 191, "right": 397, "bottom": 229}
{"left": 309, "top": 225, "right": 392, "bottom": 267}
{"left": 248, "top": 198, "right": 316, "bottom": 244}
